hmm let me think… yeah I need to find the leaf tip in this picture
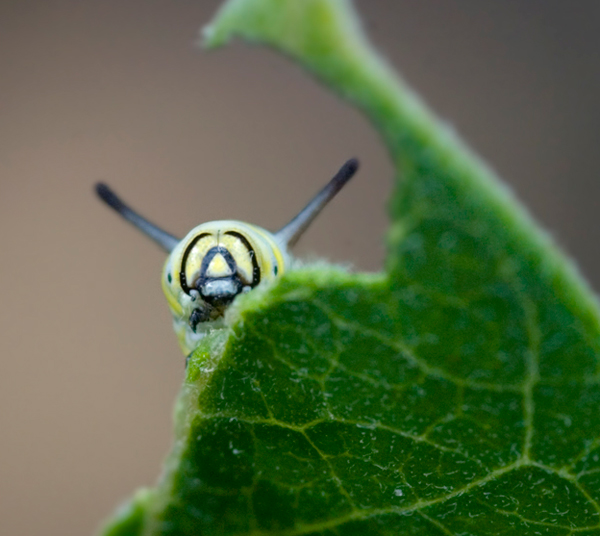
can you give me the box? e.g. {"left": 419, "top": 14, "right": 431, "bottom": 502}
{"left": 200, "top": 22, "right": 223, "bottom": 49}
{"left": 200, "top": 0, "right": 245, "bottom": 50}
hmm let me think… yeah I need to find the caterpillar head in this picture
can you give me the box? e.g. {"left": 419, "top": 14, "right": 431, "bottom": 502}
{"left": 160, "top": 220, "right": 286, "bottom": 353}
{"left": 96, "top": 158, "right": 358, "bottom": 355}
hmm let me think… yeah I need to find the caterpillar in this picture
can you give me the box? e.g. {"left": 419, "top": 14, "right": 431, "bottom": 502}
{"left": 96, "top": 158, "right": 358, "bottom": 355}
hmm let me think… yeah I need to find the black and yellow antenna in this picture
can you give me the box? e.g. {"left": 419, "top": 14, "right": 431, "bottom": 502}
{"left": 275, "top": 158, "right": 359, "bottom": 247}
{"left": 95, "top": 183, "right": 180, "bottom": 253}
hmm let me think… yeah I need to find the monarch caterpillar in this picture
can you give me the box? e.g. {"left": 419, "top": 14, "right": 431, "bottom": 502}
{"left": 96, "top": 158, "right": 359, "bottom": 355}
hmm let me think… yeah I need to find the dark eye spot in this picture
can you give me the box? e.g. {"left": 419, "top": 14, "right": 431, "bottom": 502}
{"left": 167, "top": 273, "right": 172, "bottom": 283}
{"left": 274, "top": 266, "right": 278, "bottom": 275}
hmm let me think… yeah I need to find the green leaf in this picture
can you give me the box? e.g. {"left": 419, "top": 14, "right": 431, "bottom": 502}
{"left": 100, "top": 0, "right": 600, "bottom": 534}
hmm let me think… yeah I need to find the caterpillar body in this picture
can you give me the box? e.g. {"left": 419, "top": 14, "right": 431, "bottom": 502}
{"left": 96, "top": 158, "right": 358, "bottom": 355}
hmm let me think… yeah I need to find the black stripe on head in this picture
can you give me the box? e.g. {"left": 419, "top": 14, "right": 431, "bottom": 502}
{"left": 224, "top": 231, "right": 261, "bottom": 287}
{"left": 180, "top": 233, "right": 210, "bottom": 295}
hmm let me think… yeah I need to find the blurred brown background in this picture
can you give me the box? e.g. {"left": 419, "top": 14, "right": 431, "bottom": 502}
{"left": 1, "top": 1, "right": 598, "bottom": 534}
